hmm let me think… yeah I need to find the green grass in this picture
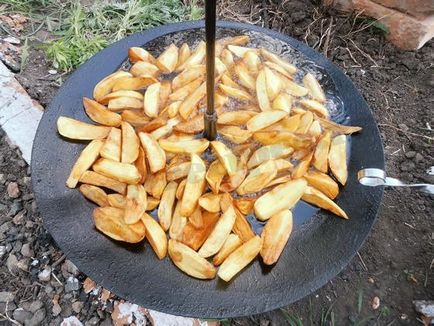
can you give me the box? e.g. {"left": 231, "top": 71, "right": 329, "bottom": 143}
{"left": 1, "top": 0, "right": 203, "bottom": 71}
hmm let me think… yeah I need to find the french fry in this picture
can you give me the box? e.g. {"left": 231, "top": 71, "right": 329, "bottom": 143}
{"left": 112, "top": 76, "right": 158, "bottom": 92}
{"left": 143, "top": 82, "right": 160, "bottom": 118}
{"left": 198, "top": 205, "right": 237, "bottom": 258}
{"left": 135, "top": 147, "right": 148, "bottom": 184}
{"left": 221, "top": 72, "right": 239, "bottom": 88}
{"left": 57, "top": 117, "right": 110, "bottom": 140}
{"left": 328, "top": 135, "right": 348, "bottom": 185}
{"left": 213, "top": 234, "right": 243, "bottom": 266}
{"left": 124, "top": 184, "right": 147, "bottom": 224}
{"left": 79, "top": 184, "right": 108, "bottom": 207}
{"left": 275, "top": 114, "right": 302, "bottom": 132}
{"left": 292, "top": 152, "right": 313, "bottom": 179}
{"left": 158, "top": 181, "right": 178, "bottom": 231}
{"left": 165, "top": 101, "right": 182, "bottom": 118}
{"left": 156, "top": 43, "right": 179, "bottom": 73}
{"left": 256, "top": 69, "right": 271, "bottom": 111}
{"left": 206, "top": 160, "right": 227, "bottom": 194}
{"left": 167, "top": 161, "right": 191, "bottom": 181}
{"left": 100, "top": 128, "right": 121, "bottom": 162}
{"left": 217, "top": 110, "right": 257, "bottom": 125}
{"left": 254, "top": 178, "right": 307, "bottom": 221}
{"left": 308, "top": 120, "right": 322, "bottom": 137}
{"left": 243, "top": 50, "right": 261, "bottom": 75}
{"left": 303, "top": 72, "right": 326, "bottom": 103}
{"left": 272, "top": 93, "right": 292, "bottom": 113}
{"left": 128, "top": 47, "right": 156, "bottom": 64}
{"left": 144, "top": 170, "right": 167, "bottom": 199}
{"left": 176, "top": 41, "right": 206, "bottom": 71}
{"left": 246, "top": 110, "right": 288, "bottom": 132}
{"left": 150, "top": 118, "right": 180, "bottom": 140}
{"left": 300, "top": 99, "right": 329, "bottom": 118}
{"left": 234, "top": 197, "right": 256, "bottom": 215}
{"left": 247, "top": 144, "right": 293, "bottom": 169}
{"left": 313, "top": 131, "right": 331, "bottom": 173}
{"left": 237, "top": 160, "right": 277, "bottom": 195}
{"left": 138, "top": 132, "right": 166, "bottom": 173}
{"left": 107, "top": 97, "right": 143, "bottom": 111}
{"left": 121, "top": 110, "right": 149, "bottom": 127}
{"left": 218, "top": 84, "right": 253, "bottom": 102}
{"left": 176, "top": 179, "right": 187, "bottom": 200}
{"left": 296, "top": 111, "right": 314, "bottom": 134}
{"left": 93, "top": 71, "right": 132, "bottom": 102}
{"left": 142, "top": 213, "right": 168, "bottom": 259}
{"left": 170, "top": 201, "right": 187, "bottom": 240}
{"left": 107, "top": 193, "right": 127, "bottom": 208}
{"left": 316, "top": 117, "right": 362, "bottom": 134}
{"left": 217, "top": 35, "right": 249, "bottom": 53}
{"left": 234, "top": 61, "right": 256, "bottom": 90}
{"left": 260, "top": 48, "right": 297, "bottom": 75}
{"left": 219, "top": 192, "right": 233, "bottom": 212}
{"left": 179, "top": 81, "right": 206, "bottom": 119}
{"left": 93, "top": 158, "right": 141, "bottom": 184}
{"left": 218, "top": 235, "right": 262, "bottom": 282}
{"left": 83, "top": 97, "right": 121, "bottom": 127}
{"left": 130, "top": 61, "right": 160, "bottom": 77}
{"left": 136, "top": 117, "right": 167, "bottom": 133}
{"left": 280, "top": 76, "right": 309, "bottom": 97}
{"left": 147, "top": 197, "right": 160, "bottom": 211}
{"left": 211, "top": 141, "right": 237, "bottom": 176}
{"left": 264, "top": 61, "right": 293, "bottom": 80}
{"left": 264, "top": 67, "right": 281, "bottom": 101}
{"left": 173, "top": 114, "right": 204, "bottom": 134}
{"left": 121, "top": 122, "right": 139, "bottom": 163}
{"left": 228, "top": 45, "right": 255, "bottom": 58}
{"left": 215, "top": 57, "right": 227, "bottom": 75}
{"left": 274, "top": 158, "right": 293, "bottom": 172}
{"left": 159, "top": 80, "right": 172, "bottom": 109}
{"left": 220, "top": 49, "right": 234, "bottom": 67}
{"left": 302, "top": 186, "right": 348, "bottom": 219}
{"left": 79, "top": 171, "right": 127, "bottom": 194}
{"left": 260, "top": 210, "right": 292, "bottom": 265}
{"left": 168, "top": 240, "right": 216, "bottom": 279}
{"left": 177, "top": 43, "right": 191, "bottom": 68}
{"left": 169, "top": 77, "right": 203, "bottom": 102}
{"left": 304, "top": 171, "right": 339, "bottom": 199}
{"left": 159, "top": 138, "right": 209, "bottom": 154}
{"left": 265, "top": 174, "right": 292, "bottom": 188}
{"left": 220, "top": 147, "right": 250, "bottom": 193}
{"left": 100, "top": 90, "right": 144, "bottom": 105}
{"left": 172, "top": 65, "right": 205, "bottom": 89}
{"left": 66, "top": 140, "right": 104, "bottom": 188}
{"left": 198, "top": 193, "right": 221, "bottom": 213}
{"left": 180, "top": 154, "right": 206, "bottom": 216}
{"left": 253, "top": 130, "right": 314, "bottom": 149}
{"left": 93, "top": 206, "right": 145, "bottom": 243}
{"left": 218, "top": 126, "right": 252, "bottom": 144}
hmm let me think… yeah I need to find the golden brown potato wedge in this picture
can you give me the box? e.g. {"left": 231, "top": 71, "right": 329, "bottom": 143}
{"left": 79, "top": 184, "right": 108, "bottom": 207}
{"left": 176, "top": 179, "right": 187, "bottom": 200}
{"left": 274, "top": 158, "right": 294, "bottom": 172}
{"left": 159, "top": 138, "right": 209, "bottom": 154}
{"left": 144, "top": 170, "right": 167, "bottom": 199}
{"left": 83, "top": 97, "right": 121, "bottom": 127}
{"left": 228, "top": 45, "right": 255, "bottom": 58}
{"left": 169, "top": 201, "right": 187, "bottom": 240}
{"left": 142, "top": 213, "right": 168, "bottom": 259}
{"left": 93, "top": 71, "right": 132, "bottom": 102}
{"left": 198, "top": 193, "right": 221, "bottom": 213}
{"left": 179, "top": 81, "right": 206, "bottom": 119}
{"left": 66, "top": 140, "right": 104, "bottom": 188}
{"left": 217, "top": 110, "right": 257, "bottom": 126}
{"left": 206, "top": 160, "right": 227, "bottom": 194}
{"left": 246, "top": 110, "right": 288, "bottom": 132}
{"left": 99, "top": 90, "right": 144, "bottom": 105}
{"left": 316, "top": 117, "right": 362, "bottom": 134}
{"left": 172, "top": 65, "right": 205, "bottom": 89}
{"left": 256, "top": 69, "right": 271, "bottom": 111}
{"left": 292, "top": 151, "right": 313, "bottom": 179}
{"left": 264, "top": 61, "right": 294, "bottom": 80}
{"left": 138, "top": 132, "right": 166, "bottom": 173}
{"left": 93, "top": 158, "right": 141, "bottom": 185}
{"left": 121, "top": 122, "right": 140, "bottom": 164}
{"left": 176, "top": 41, "right": 206, "bottom": 71}
{"left": 300, "top": 99, "right": 329, "bottom": 118}
{"left": 150, "top": 118, "right": 180, "bottom": 140}
{"left": 157, "top": 181, "right": 178, "bottom": 231}
{"left": 180, "top": 154, "right": 206, "bottom": 216}
{"left": 211, "top": 141, "right": 237, "bottom": 176}
{"left": 221, "top": 72, "right": 239, "bottom": 89}
{"left": 156, "top": 43, "right": 179, "bottom": 73}
{"left": 253, "top": 130, "right": 314, "bottom": 150}
{"left": 79, "top": 171, "right": 127, "bottom": 194}
{"left": 147, "top": 197, "right": 160, "bottom": 211}
{"left": 313, "top": 131, "right": 331, "bottom": 173}
{"left": 302, "top": 186, "right": 348, "bottom": 219}
{"left": 218, "top": 126, "right": 252, "bottom": 144}
{"left": 264, "top": 67, "right": 281, "bottom": 101}
{"left": 272, "top": 114, "right": 301, "bottom": 132}
{"left": 128, "top": 47, "right": 156, "bottom": 64}
{"left": 303, "top": 72, "right": 326, "bottom": 103}
{"left": 296, "top": 111, "right": 314, "bottom": 134}
{"left": 304, "top": 171, "right": 339, "bottom": 199}
{"left": 136, "top": 117, "right": 167, "bottom": 133}
{"left": 243, "top": 50, "right": 261, "bottom": 75}
{"left": 130, "top": 61, "right": 160, "bottom": 77}
{"left": 218, "top": 84, "right": 253, "bottom": 102}
{"left": 215, "top": 57, "right": 228, "bottom": 75}
{"left": 328, "top": 135, "right": 348, "bottom": 185}
{"left": 233, "top": 61, "right": 256, "bottom": 90}
{"left": 237, "top": 160, "right": 277, "bottom": 195}
{"left": 265, "top": 174, "right": 292, "bottom": 188}
{"left": 177, "top": 43, "right": 191, "bottom": 68}
{"left": 112, "top": 76, "right": 158, "bottom": 92}
{"left": 169, "top": 77, "right": 203, "bottom": 102}
{"left": 254, "top": 178, "right": 307, "bottom": 221}
{"left": 168, "top": 239, "right": 216, "bottom": 279}
{"left": 121, "top": 110, "right": 149, "bottom": 127}
{"left": 100, "top": 127, "right": 121, "bottom": 162}
{"left": 182, "top": 210, "right": 220, "bottom": 250}
{"left": 280, "top": 76, "right": 309, "bottom": 97}
{"left": 159, "top": 80, "right": 172, "bottom": 109}
{"left": 165, "top": 101, "right": 182, "bottom": 118}
{"left": 233, "top": 209, "right": 256, "bottom": 241}
{"left": 213, "top": 234, "right": 243, "bottom": 266}
{"left": 173, "top": 114, "right": 204, "bottom": 134}
{"left": 57, "top": 117, "right": 110, "bottom": 140}
{"left": 124, "top": 184, "right": 147, "bottom": 224}
{"left": 272, "top": 93, "right": 292, "bottom": 113}
{"left": 218, "top": 235, "right": 262, "bottom": 282}
{"left": 217, "top": 35, "right": 249, "bottom": 49}
{"left": 135, "top": 147, "right": 148, "bottom": 184}
{"left": 308, "top": 120, "right": 322, "bottom": 137}
{"left": 260, "top": 210, "right": 293, "bottom": 265}
{"left": 260, "top": 48, "right": 297, "bottom": 75}
{"left": 247, "top": 144, "right": 293, "bottom": 169}
{"left": 107, "top": 193, "right": 127, "bottom": 208}
{"left": 143, "top": 82, "right": 160, "bottom": 118}
{"left": 233, "top": 197, "right": 256, "bottom": 216}
{"left": 220, "top": 48, "right": 234, "bottom": 67}
{"left": 219, "top": 147, "right": 250, "bottom": 193}
{"left": 167, "top": 161, "right": 191, "bottom": 182}
{"left": 198, "top": 205, "right": 237, "bottom": 258}
{"left": 107, "top": 97, "right": 144, "bottom": 111}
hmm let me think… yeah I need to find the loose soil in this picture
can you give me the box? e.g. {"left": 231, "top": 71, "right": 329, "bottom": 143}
{"left": 1, "top": 1, "right": 433, "bottom": 325}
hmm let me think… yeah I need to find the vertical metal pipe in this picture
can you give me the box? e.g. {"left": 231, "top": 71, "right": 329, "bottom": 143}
{"left": 203, "top": 0, "right": 217, "bottom": 140}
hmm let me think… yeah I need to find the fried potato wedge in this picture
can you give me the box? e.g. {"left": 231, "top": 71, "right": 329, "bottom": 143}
{"left": 176, "top": 179, "right": 187, "bottom": 201}
{"left": 198, "top": 193, "right": 221, "bottom": 213}
{"left": 159, "top": 138, "right": 209, "bottom": 154}
{"left": 182, "top": 211, "right": 220, "bottom": 250}
{"left": 206, "top": 160, "right": 227, "bottom": 194}
{"left": 302, "top": 186, "right": 348, "bottom": 219}
{"left": 253, "top": 130, "right": 314, "bottom": 149}
{"left": 158, "top": 181, "right": 178, "bottom": 231}
{"left": 57, "top": 117, "right": 110, "bottom": 140}
{"left": 176, "top": 41, "right": 206, "bottom": 71}
{"left": 150, "top": 117, "right": 180, "bottom": 140}
{"left": 66, "top": 140, "right": 104, "bottom": 188}
{"left": 128, "top": 47, "right": 156, "bottom": 63}
{"left": 79, "top": 171, "right": 127, "bottom": 194}
{"left": 130, "top": 61, "right": 159, "bottom": 77}
{"left": 170, "top": 201, "right": 187, "bottom": 240}
{"left": 300, "top": 99, "right": 329, "bottom": 118}
{"left": 272, "top": 93, "right": 292, "bottom": 113}
{"left": 136, "top": 117, "right": 167, "bottom": 133}
{"left": 292, "top": 152, "right": 313, "bottom": 179}
{"left": 280, "top": 77, "right": 309, "bottom": 97}
{"left": 142, "top": 213, "right": 168, "bottom": 259}
{"left": 260, "top": 48, "right": 297, "bottom": 75}
{"left": 217, "top": 110, "right": 257, "bottom": 125}
{"left": 107, "top": 193, "right": 127, "bottom": 208}
{"left": 246, "top": 110, "right": 288, "bottom": 132}
{"left": 264, "top": 61, "right": 294, "bottom": 80}
{"left": 177, "top": 43, "right": 191, "bottom": 68}
{"left": 198, "top": 205, "right": 237, "bottom": 258}
{"left": 218, "top": 235, "right": 262, "bottom": 282}
{"left": 265, "top": 174, "right": 292, "bottom": 188}
{"left": 138, "top": 132, "right": 166, "bottom": 173}
{"left": 93, "top": 71, "right": 132, "bottom": 102}
{"left": 112, "top": 76, "right": 157, "bottom": 92}
{"left": 237, "top": 160, "right": 277, "bottom": 195}
{"left": 218, "top": 126, "right": 252, "bottom": 144}
{"left": 220, "top": 148, "right": 250, "bottom": 193}
{"left": 308, "top": 120, "right": 322, "bottom": 137}
{"left": 156, "top": 43, "right": 179, "bottom": 73}
{"left": 179, "top": 81, "right": 206, "bottom": 119}
{"left": 213, "top": 234, "right": 243, "bottom": 266}
{"left": 169, "top": 78, "right": 203, "bottom": 102}
{"left": 173, "top": 114, "right": 204, "bottom": 134}
{"left": 165, "top": 101, "right": 182, "bottom": 118}
{"left": 147, "top": 197, "right": 160, "bottom": 211}
{"left": 121, "top": 122, "right": 139, "bottom": 163}
{"left": 83, "top": 97, "right": 121, "bottom": 127}
{"left": 228, "top": 45, "right": 255, "bottom": 58}
{"left": 221, "top": 72, "right": 239, "bottom": 88}
{"left": 143, "top": 82, "right": 160, "bottom": 118}
{"left": 121, "top": 110, "right": 149, "bottom": 127}
{"left": 93, "top": 158, "right": 141, "bottom": 185}
{"left": 234, "top": 197, "right": 256, "bottom": 215}
{"left": 135, "top": 147, "right": 148, "bottom": 183}
{"left": 328, "top": 135, "right": 348, "bottom": 185}
{"left": 274, "top": 158, "right": 294, "bottom": 172}
{"left": 313, "top": 131, "right": 331, "bottom": 173}
{"left": 316, "top": 117, "right": 362, "bottom": 134}
{"left": 100, "top": 90, "right": 144, "bottom": 106}
{"left": 243, "top": 50, "right": 261, "bottom": 75}
{"left": 260, "top": 210, "right": 293, "bottom": 265}
{"left": 264, "top": 67, "right": 281, "bottom": 101}
{"left": 247, "top": 144, "right": 293, "bottom": 169}
{"left": 168, "top": 239, "right": 216, "bottom": 279}
{"left": 303, "top": 72, "right": 326, "bottom": 103}
{"left": 234, "top": 62, "right": 256, "bottom": 90}
{"left": 124, "top": 184, "right": 147, "bottom": 224}
{"left": 107, "top": 97, "right": 143, "bottom": 111}
{"left": 218, "top": 84, "right": 253, "bottom": 102}
{"left": 180, "top": 154, "right": 206, "bottom": 216}
{"left": 144, "top": 170, "right": 167, "bottom": 199}
{"left": 172, "top": 65, "right": 205, "bottom": 89}
{"left": 296, "top": 111, "right": 314, "bottom": 134}
{"left": 100, "top": 127, "right": 121, "bottom": 162}
{"left": 256, "top": 69, "right": 271, "bottom": 111}
{"left": 211, "top": 141, "right": 237, "bottom": 176}
{"left": 79, "top": 184, "right": 108, "bottom": 207}
{"left": 159, "top": 80, "right": 172, "bottom": 109}
{"left": 167, "top": 161, "right": 191, "bottom": 181}
{"left": 254, "top": 178, "right": 307, "bottom": 221}
{"left": 220, "top": 49, "right": 234, "bottom": 67}
{"left": 304, "top": 171, "right": 339, "bottom": 199}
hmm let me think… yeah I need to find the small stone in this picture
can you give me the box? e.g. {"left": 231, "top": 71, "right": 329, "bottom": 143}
{"left": 13, "top": 308, "right": 33, "bottom": 323}
{"left": 3, "top": 36, "right": 20, "bottom": 44}
{"left": 13, "top": 210, "right": 25, "bottom": 225}
{"left": 100, "top": 320, "right": 112, "bottom": 326}
{"left": 0, "top": 174, "right": 5, "bottom": 184}
{"left": 25, "top": 308, "right": 46, "bottom": 326}
{"left": 17, "top": 258, "right": 29, "bottom": 271}
{"left": 23, "top": 176, "right": 31, "bottom": 187}
{"left": 61, "top": 316, "right": 83, "bottom": 326}
{"left": 65, "top": 277, "right": 80, "bottom": 292}
{"left": 372, "top": 296, "right": 380, "bottom": 310}
{"left": 7, "top": 182, "right": 20, "bottom": 198}
{"left": 398, "top": 123, "right": 409, "bottom": 132}
{"left": 21, "top": 243, "right": 34, "bottom": 257}
{"left": 62, "top": 260, "right": 79, "bottom": 277}
{"left": 29, "top": 300, "right": 44, "bottom": 313}
{"left": 9, "top": 201, "right": 23, "bottom": 216}
{"left": 6, "top": 253, "right": 19, "bottom": 274}
{"left": 401, "top": 313, "right": 408, "bottom": 320}
{"left": 405, "top": 151, "right": 416, "bottom": 158}
{"left": 400, "top": 161, "right": 415, "bottom": 172}
{"left": 415, "top": 153, "right": 424, "bottom": 163}
{"left": 0, "top": 246, "right": 6, "bottom": 259}
{"left": 48, "top": 69, "right": 58, "bottom": 75}
{"left": 52, "top": 303, "right": 62, "bottom": 317}
{"left": 38, "top": 267, "right": 52, "bottom": 282}
{"left": 413, "top": 300, "right": 434, "bottom": 318}
{"left": 368, "top": 277, "right": 375, "bottom": 284}
{"left": 0, "top": 292, "right": 15, "bottom": 302}
{"left": 72, "top": 301, "right": 84, "bottom": 314}
{"left": 83, "top": 278, "right": 96, "bottom": 294}
{"left": 85, "top": 316, "right": 100, "bottom": 326}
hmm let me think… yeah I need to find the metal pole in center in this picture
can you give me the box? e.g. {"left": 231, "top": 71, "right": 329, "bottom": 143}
{"left": 203, "top": 0, "right": 217, "bottom": 141}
